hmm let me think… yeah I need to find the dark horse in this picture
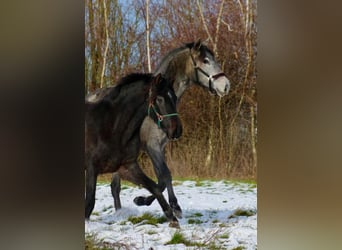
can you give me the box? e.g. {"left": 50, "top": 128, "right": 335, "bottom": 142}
{"left": 85, "top": 73, "right": 182, "bottom": 226}
{"left": 87, "top": 40, "right": 231, "bottom": 219}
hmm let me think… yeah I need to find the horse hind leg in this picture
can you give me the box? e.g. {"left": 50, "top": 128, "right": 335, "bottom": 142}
{"left": 85, "top": 165, "right": 98, "bottom": 219}
{"left": 110, "top": 168, "right": 153, "bottom": 209}
{"left": 111, "top": 172, "right": 122, "bottom": 211}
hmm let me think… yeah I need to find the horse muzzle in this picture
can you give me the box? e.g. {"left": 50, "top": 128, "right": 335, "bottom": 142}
{"left": 167, "top": 118, "right": 182, "bottom": 140}
{"left": 211, "top": 74, "right": 230, "bottom": 97}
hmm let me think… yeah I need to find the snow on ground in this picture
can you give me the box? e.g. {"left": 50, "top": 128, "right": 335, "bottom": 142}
{"left": 85, "top": 180, "right": 257, "bottom": 249}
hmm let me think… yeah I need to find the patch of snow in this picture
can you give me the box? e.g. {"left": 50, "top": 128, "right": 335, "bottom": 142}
{"left": 85, "top": 180, "right": 257, "bottom": 249}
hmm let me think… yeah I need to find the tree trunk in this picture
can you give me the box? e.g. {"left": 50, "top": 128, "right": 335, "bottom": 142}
{"left": 146, "top": 0, "right": 151, "bottom": 73}
{"left": 100, "top": 0, "right": 109, "bottom": 88}
{"left": 87, "top": 0, "right": 97, "bottom": 92}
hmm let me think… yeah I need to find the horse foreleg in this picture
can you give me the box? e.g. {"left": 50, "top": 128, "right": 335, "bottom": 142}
{"left": 85, "top": 165, "right": 98, "bottom": 219}
{"left": 123, "top": 162, "right": 180, "bottom": 228}
{"left": 134, "top": 146, "right": 182, "bottom": 218}
{"left": 111, "top": 172, "right": 122, "bottom": 211}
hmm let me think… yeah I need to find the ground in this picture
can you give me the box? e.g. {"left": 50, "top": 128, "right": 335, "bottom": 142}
{"left": 85, "top": 180, "right": 257, "bottom": 249}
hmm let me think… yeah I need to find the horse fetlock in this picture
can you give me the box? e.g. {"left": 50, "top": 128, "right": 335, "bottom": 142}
{"left": 163, "top": 208, "right": 177, "bottom": 220}
{"left": 170, "top": 203, "right": 182, "bottom": 219}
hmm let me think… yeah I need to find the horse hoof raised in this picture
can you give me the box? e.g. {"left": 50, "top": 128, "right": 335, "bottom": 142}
{"left": 169, "top": 220, "right": 180, "bottom": 228}
{"left": 133, "top": 196, "right": 145, "bottom": 206}
{"left": 133, "top": 196, "right": 154, "bottom": 206}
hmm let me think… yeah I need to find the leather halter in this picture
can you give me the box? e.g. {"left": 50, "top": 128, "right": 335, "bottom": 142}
{"left": 189, "top": 51, "right": 226, "bottom": 95}
{"left": 148, "top": 86, "right": 179, "bottom": 128}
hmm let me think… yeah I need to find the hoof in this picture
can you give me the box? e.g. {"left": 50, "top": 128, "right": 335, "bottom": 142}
{"left": 133, "top": 196, "right": 154, "bottom": 206}
{"left": 169, "top": 220, "right": 180, "bottom": 228}
{"left": 133, "top": 196, "right": 146, "bottom": 206}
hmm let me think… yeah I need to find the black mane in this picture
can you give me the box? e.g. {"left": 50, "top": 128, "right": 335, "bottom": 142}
{"left": 116, "top": 73, "right": 153, "bottom": 87}
{"left": 103, "top": 73, "right": 153, "bottom": 102}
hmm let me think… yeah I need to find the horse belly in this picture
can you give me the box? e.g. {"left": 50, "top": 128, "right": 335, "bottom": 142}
{"left": 89, "top": 140, "right": 122, "bottom": 174}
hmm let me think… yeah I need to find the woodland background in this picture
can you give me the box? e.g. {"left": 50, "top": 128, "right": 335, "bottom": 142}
{"left": 85, "top": 0, "right": 257, "bottom": 180}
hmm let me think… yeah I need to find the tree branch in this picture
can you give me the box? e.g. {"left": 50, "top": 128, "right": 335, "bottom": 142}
{"left": 100, "top": 0, "right": 109, "bottom": 88}
{"left": 196, "top": 0, "right": 214, "bottom": 48}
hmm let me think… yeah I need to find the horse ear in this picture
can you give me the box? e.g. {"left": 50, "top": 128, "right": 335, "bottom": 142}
{"left": 151, "top": 73, "right": 162, "bottom": 93}
{"left": 154, "top": 73, "right": 162, "bottom": 85}
{"left": 194, "top": 39, "right": 202, "bottom": 51}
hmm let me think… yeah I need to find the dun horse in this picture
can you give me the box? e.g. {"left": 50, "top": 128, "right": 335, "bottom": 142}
{"left": 87, "top": 40, "right": 231, "bottom": 219}
{"left": 85, "top": 73, "right": 182, "bottom": 227}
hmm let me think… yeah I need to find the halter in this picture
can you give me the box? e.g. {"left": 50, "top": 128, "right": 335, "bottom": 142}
{"left": 189, "top": 50, "right": 227, "bottom": 94}
{"left": 148, "top": 87, "right": 179, "bottom": 128}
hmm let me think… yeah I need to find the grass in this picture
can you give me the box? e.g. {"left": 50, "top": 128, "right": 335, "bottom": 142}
{"left": 192, "top": 212, "right": 203, "bottom": 217}
{"left": 188, "top": 218, "right": 202, "bottom": 224}
{"left": 165, "top": 231, "right": 223, "bottom": 249}
{"left": 229, "top": 209, "right": 256, "bottom": 219}
{"left": 165, "top": 231, "right": 204, "bottom": 247}
{"left": 85, "top": 234, "right": 130, "bottom": 250}
{"left": 101, "top": 205, "right": 113, "bottom": 212}
{"left": 185, "top": 212, "right": 203, "bottom": 218}
{"left": 195, "top": 180, "right": 212, "bottom": 187}
{"left": 231, "top": 247, "right": 245, "bottom": 250}
{"left": 127, "top": 212, "right": 167, "bottom": 226}
{"left": 165, "top": 231, "right": 189, "bottom": 245}
{"left": 219, "top": 233, "right": 229, "bottom": 239}
{"left": 95, "top": 175, "right": 257, "bottom": 190}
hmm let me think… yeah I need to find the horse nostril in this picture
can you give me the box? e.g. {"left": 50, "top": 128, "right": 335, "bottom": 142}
{"left": 224, "top": 84, "right": 229, "bottom": 93}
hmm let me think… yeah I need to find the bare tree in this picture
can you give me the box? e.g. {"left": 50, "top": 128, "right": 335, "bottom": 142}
{"left": 100, "top": 0, "right": 109, "bottom": 88}
{"left": 146, "top": 0, "right": 151, "bottom": 72}
{"left": 85, "top": 0, "right": 257, "bottom": 179}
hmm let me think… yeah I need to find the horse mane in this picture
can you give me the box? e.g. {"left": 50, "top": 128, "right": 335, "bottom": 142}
{"left": 100, "top": 73, "right": 153, "bottom": 101}
{"left": 184, "top": 41, "right": 214, "bottom": 58}
{"left": 154, "top": 45, "right": 189, "bottom": 74}
{"left": 116, "top": 73, "right": 153, "bottom": 87}
{"left": 154, "top": 41, "right": 214, "bottom": 75}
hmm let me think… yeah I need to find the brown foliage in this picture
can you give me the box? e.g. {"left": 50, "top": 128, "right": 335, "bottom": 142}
{"left": 85, "top": 0, "right": 257, "bottom": 180}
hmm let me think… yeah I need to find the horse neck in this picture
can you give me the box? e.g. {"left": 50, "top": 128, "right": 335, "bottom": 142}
{"left": 154, "top": 47, "right": 192, "bottom": 100}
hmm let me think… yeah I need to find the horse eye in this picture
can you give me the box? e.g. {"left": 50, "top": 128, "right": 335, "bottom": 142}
{"left": 156, "top": 96, "right": 164, "bottom": 105}
{"left": 203, "top": 58, "right": 210, "bottom": 64}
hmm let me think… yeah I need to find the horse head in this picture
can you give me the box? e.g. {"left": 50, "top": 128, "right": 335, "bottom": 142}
{"left": 148, "top": 73, "right": 182, "bottom": 140}
{"left": 188, "top": 39, "right": 230, "bottom": 97}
